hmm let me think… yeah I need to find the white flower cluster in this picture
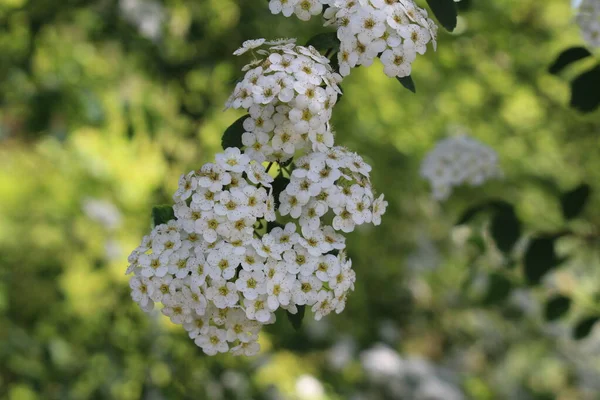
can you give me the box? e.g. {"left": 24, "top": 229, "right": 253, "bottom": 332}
{"left": 126, "top": 145, "right": 387, "bottom": 356}
{"left": 126, "top": 36, "right": 389, "bottom": 356}
{"left": 268, "top": 0, "right": 438, "bottom": 78}
{"left": 576, "top": 0, "right": 600, "bottom": 48}
{"left": 420, "top": 135, "right": 502, "bottom": 201}
{"left": 226, "top": 39, "right": 343, "bottom": 163}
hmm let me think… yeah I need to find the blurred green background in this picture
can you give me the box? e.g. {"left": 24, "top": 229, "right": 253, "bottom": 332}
{"left": 1, "top": 0, "right": 600, "bottom": 399}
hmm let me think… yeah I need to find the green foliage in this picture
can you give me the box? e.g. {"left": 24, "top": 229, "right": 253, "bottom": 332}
{"left": 548, "top": 47, "right": 592, "bottom": 75}
{"left": 482, "top": 273, "right": 513, "bottom": 305}
{"left": 544, "top": 295, "right": 571, "bottom": 321}
{"left": 573, "top": 316, "right": 600, "bottom": 340}
{"left": 152, "top": 205, "right": 175, "bottom": 227}
{"left": 560, "top": 183, "right": 591, "bottom": 220}
{"left": 570, "top": 65, "right": 600, "bottom": 112}
{"left": 305, "top": 32, "right": 340, "bottom": 54}
{"left": 222, "top": 115, "right": 249, "bottom": 150}
{"left": 523, "top": 236, "right": 564, "bottom": 286}
{"left": 490, "top": 203, "right": 521, "bottom": 255}
{"left": 426, "top": 0, "right": 458, "bottom": 32}
{"left": 287, "top": 306, "right": 306, "bottom": 331}
{"left": 397, "top": 76, "right": 416, "bottom": 93}
{"left": 1, "top": 0, "right": 600, "bottom": 398}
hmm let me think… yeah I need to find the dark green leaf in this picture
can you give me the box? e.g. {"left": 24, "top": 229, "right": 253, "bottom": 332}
{"left": 482, "top": 273, "right": 513, "bottom": 305}
{"left": 573, "top": 316, "right": 599, "bottom": 340}
{"left": 560, "top": 183, "right": 591, "bottom": 220}
{"left": 549, "top": 47, "right": 592, "bottom": 75}
{"left": 152, "top": 205, "right": 175, "bottom": 227}
{"left": 267, "top": 221, "right": 285, "bottom": 232}
{"left": 306, "top": 32, "right": 340, "bottom": 54}
{"left": 287, "top": 305, "right": 306, "bottom": 331}
{"left": 426, "top": 0, "right": 458, "bottom": 32}
{"left": 544, "top": 295, "right": 571, "bottom": 321}
{"left": 523, "top": 236, "right": 563, "bottom": 286}
{"left": 456, "top": 0, "right": 472, "bottom": 11}
{"left": 221, "top": 115, "right": 249, "bottom": 150}
{"left": 456, "top": 204, "right": 488, "bottom": 225}
{"left": 271, "top": 174, "right": 290, "bottom": 209}
{"left": 396, "top": 76, "right": 416, "bottom": 93}
{"left": 490, "top": 204, "right": 521, "bottom": 254}
{"left": 570, "top": 65, "right": 600, "bottom": 113}
{"left": 329, "top": 52, "right": 340, "bottom": 75}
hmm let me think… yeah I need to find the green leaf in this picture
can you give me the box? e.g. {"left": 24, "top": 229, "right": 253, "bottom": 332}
{"left": 426, "top": 0, "right": 458, "bottom": 32}
{"left": 396, "top": 76, "right": 416, "bottom": 93}
{"left": 490, "top": 204, "right": 521, "bottom": 255}
{"left": 305, "top": 32, "right": 340, "bottom": 54}
{"left": 570, "top": 65, "right": 600, "bottom": 113}
{"left": 482, "top": 273, "right": 513, "bottom": 305}
{"left": 271, "top": 174, "right": 290, "bottom": 209}
{"left": 456, "top": 0, "right": 472, "bottom": 11}
{"left": 152, "top": 205, "right": 175, "bottom": 227}
{"left": 287, "top": 305, "right": 306, "bottom": 331}
{"left": 221, "top": 115, "right": 249, "bottom": 150}
{"left": 560, "top": 183, "right": 591, "bottom": 220}
{"left": 549, "top": 47, "right": 592, "bottom": 75}
{"left": 267, "top": 221, "right": 285, "bottom": 232}
{"left": 544, "top": 295, "right": 571, "bottom": 321}
{"left": 573, "top": 316, "right": 599, "bottom": 340}
{"left": 523, "top": 236, "right": 563, "bottom": 286}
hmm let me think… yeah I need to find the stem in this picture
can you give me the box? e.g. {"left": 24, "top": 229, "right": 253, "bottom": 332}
{"left": 266, "top": 162, "right": 274, "bottom": 173}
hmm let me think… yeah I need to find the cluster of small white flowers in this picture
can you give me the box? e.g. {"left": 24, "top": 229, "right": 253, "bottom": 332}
{"left": 126, "top": 145, "right": 387, "bottom": 356}
{"left": 225, "top": 39, "right": 343, "bottom": 163}
{"left": 575, "top": 0, "right": 600, "bottom": 48}
{"left": 420, "top": 136, "right": 502, "bottom": 201}
{"left": 268, "top": 0, "right": 438, "bottom": 78}
{"left": 126, "top": 35, "right": 390, "bottom": 356}
{"left": 282, "top": 146, "right": 388, "bottom": 233}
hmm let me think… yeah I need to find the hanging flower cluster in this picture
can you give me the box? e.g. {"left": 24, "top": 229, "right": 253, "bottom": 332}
{"left": 575, "top": 0, "right": 600, "bottom": 49}
{"left": 226, "top": 39, "right": 343, "bottom": 162}
{"left": 420, "top": 135, "right": 502, "bottom": 201}
{"left": 268, "top": 0, "right": 438, "bottom": 78}
{"left": 126, "top": 39, "right": 388, "bottom": 356}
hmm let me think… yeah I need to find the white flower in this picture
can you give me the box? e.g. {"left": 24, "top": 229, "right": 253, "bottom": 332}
{"left": 283, "top": 245, "right": 319, "bottom": 275}
{"left": 294, "top": 0, "right": 323, "bottom": 21}
{"left": 241, "top": 246, "right": 266, "bottom": 272}
{"left": 315, "top": 254, "right": 341, "bottom": 282}
{"left": 214, "top": 189, "right": 249, "bottom": 221}
{"left": 233, "top": 38, "right": 266, "bottom": 56}
{"left": 231, "top": 340, "right": 261, "bottom": 356}
{"left": 298, "top": 226, "right": 331, "bottom": 256}
{"left": 246, "top": 162, "right": 275, "bottom": 187}
{"left": 216, "top": 147, "right": 251, "bottom": 173}
{"left": 130, "top": 276, "right": 154, "bottom": 312}
{"left": 139, "top": 252, "right": 170, "bottom": 278}
{"left": 197, "top": 163, "right": 231, "bottom": 192}
{"left": 244, "top": 295, "right": 273, "bottom": 322}
{"left": 162, "top": 293, "right": 193, "bottom": 324}
{"left": 266, "top": 272, "right": 296, "bottom": 310}
{"left": 184, "top": 314, "right": 210, "bottom": 339}
{"left": 252, "top": 234, "right": 283, "bottom": 260}
{"left": 380, "top": 42, "right": 416, "bottom": 78}
{"left": 280, "top": 192, "right": 307, "bottom": 219}
{"left": 207, "top": 246, "right": 241, "bottom": 280}
{"left": 195, "top": 211, "right": 224, "bottom": 243}
{"left": 206, "top": 278, "right": 240, "bottom": 309}
{"left": 236, "top": 270, "right": 267, "bottom": 300}
{"left": 270, "top": 222, "right": 300, "bottom": 252}
{"left": 372, "top": 194, "right": 388, "bottom": 225}
{"left": 312, "top": 290, "right": 335, "bottom": 320}
{"left": 195, "top": 327, "right": 229, "bottom": 355}
{"left": 225, "top": 309, "right": 261, "bottom": 342}
{"left": 292, "top": 275, "right": 323, "bottom": 306}
{"left": 420, "top": 135, "right": 502, "bottom": 201}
